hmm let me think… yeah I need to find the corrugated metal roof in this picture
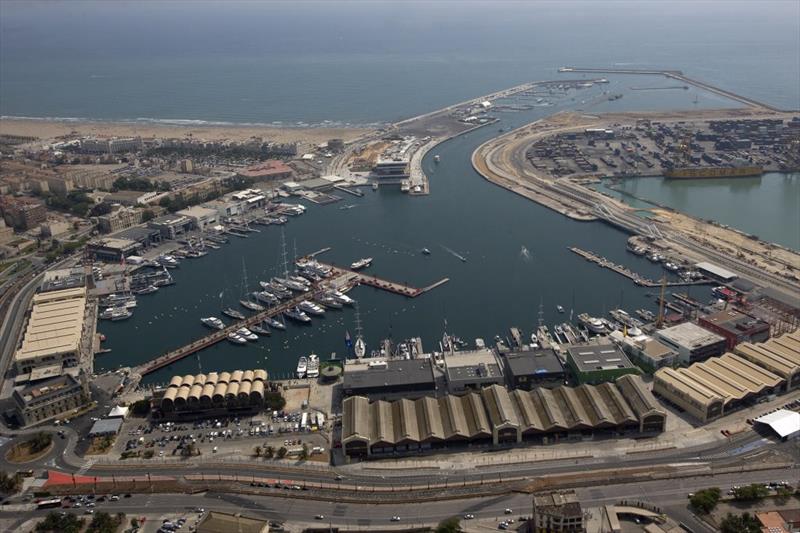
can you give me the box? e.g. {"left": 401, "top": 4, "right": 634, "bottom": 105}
{"left": 718, "top": 353, "right": 783, "bottom": 388}
{"left": 481, "top": 385, "right": 520, "bottom": 428}
{"left": 511, "top": 389, "right": 545, "bottom": 431}
{"left": 617, "top": 374, "right": 665, "bottom": 417}
{"left": 653, "top": 368, "right": 723, "bottom": 407}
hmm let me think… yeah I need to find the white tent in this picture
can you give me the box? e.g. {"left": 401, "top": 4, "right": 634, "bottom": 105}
{"left": 108, "top": 405, "right": 129, "bottom": 419}
{"left": 754, "top": 409, "right": 800, "bottom": 438}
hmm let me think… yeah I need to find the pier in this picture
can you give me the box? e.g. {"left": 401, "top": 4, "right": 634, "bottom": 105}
{"left": 568, "top": 247, "right": 713, "bottom": 288}
{"left": 133, "top": 262, "right": 447, "bottom": 376}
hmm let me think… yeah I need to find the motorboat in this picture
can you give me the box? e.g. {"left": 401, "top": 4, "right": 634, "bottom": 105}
{"left": 350, "top": 257, "right": 372, "bottom": 270}
{"left": 296, "top": 356, "right": 308, "bottom": 378}
{"left": 254, "top": 291, "right": 280, "bottom": 305}
{"left": 328, "top": 290, "right": 354, "bottom": 305}
{"left": 577, "top": 313, "right": 608, "bottom": 334}
{"left": 306, "top": 354, "right": 320, "bottom": 378}
{"left": 227, "top": 333, "right": 247, "bottom": 345}
{"left": 421, "top": 248, "right": 431, "bottom": 255}
{"left": 314, "top": 294, "right": 342, "bottom": 309}
{"left": 201, "top": 317, "right": 225, "bottom": 330}
{"left": 556, "top": 305, "right": 565, "bottom": 313}
{"left": 222, "top": 307, "right": 246, "bottom": 320}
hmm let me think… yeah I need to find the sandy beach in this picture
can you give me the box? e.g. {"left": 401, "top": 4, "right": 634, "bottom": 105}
{"left": 0, "top": 118, "right": 374, "bottom": 145}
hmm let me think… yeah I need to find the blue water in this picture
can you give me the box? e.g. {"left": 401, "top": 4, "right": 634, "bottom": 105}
{"left": 2, "top": 1, "right": 798, "bottom": 124}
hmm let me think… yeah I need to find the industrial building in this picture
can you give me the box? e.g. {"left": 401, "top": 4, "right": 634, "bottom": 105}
{"left": 371, "top": 159, "right": 410, "bottom": 182}
{"left": 341, "top": 375, "right": 665, "bottom": 458}
{"left": 695, "top": 261, "right": 738, "bottom": 282}
{"left": 160, "top": 369, "right": 269, "bottom": 415}
{"left": 531, "top": 490, "right": 584, "bottom": 533}
{"left": 86, "top": 237, "right": 142, "bottom": 262}
{"left": 610, "top": 331, "right": 677, "bottom": 370}
{"left": 176, "top": 206, "right": 218, "bottom": 231}
{"left": 443, "top": 348, "right": 505, "bottom": 393}
{"left": 565, "top": 342, "right": 639, "bottom": 384}
{"left": 503, "top": 349, "right": 566, "bottom": 389}
{"left": 147, "top": 213, "right": 194, "bottom": 239}
{"left": 655, "top": 322, "right": 726, "bottom": 364}
{"left": 11, "top": 372, "right": 90, "bottom": 427}
{"left": 652, "top": 333, "right": 800, "bottom": 423}
{"left": 342, "top": 359, "right": 438, "bottom": 399}
{"left": 13, "top": 287, "right": 93, "bottom": 375}
{"left": 698, "top": 309, "right": 770, "bottom": 350}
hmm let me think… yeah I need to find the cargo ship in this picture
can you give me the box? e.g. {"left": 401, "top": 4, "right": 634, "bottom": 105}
{"left": 664, "top": 166, "right": 763, "bottom": 179}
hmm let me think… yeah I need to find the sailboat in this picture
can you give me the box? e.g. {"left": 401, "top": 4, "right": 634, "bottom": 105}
{"left": 239, "top": 259, "right": 265, "bottom": 312}
{"left": 353, "top": 301, "right": 366, "bottom": 359}
{"left": 220, "top": 289, "right": 246, "bottom": 320}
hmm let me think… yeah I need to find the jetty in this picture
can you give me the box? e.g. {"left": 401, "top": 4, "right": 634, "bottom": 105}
{"left": 568, "top": 247, "right": 713, "bottom": 288}
{"left": 133, "top": 262, "right": 448, "bottom": 376}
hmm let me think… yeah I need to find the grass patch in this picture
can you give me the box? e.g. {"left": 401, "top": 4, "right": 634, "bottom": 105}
{"left": 5, "top": 437, "right": 54, "bottom": 464}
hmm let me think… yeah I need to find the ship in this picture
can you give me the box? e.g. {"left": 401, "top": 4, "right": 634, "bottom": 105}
{"left": 577, "top": 313, "right": 608, "bottom": 334}
{"left": 350, "top": 257, "right": 373, "bottom": 270}
{"left": 254, "top": 291, "right": 280, "bottom": 305}
{"left": 328, "top": 290, "right": 354, "bottom": 306}
{"left": 222, "top": 307, "right": 246, "bottom": 320}
{"left": 556, "top": 305, "right": 565, "bottom": 313}
{"left": 314, "top": 294, "right": 342, "bottom": 309}
{"left": 296, "top": 356, "right": 308, "bottom": 378}
{"left": 100, "top": 307, "right": 133, "bottom": 321}
{"left": 354, "top": 337, "right": 366, "bottom": 359}
{"left": 434, "top": 154, "right": 440, "bottom": 163}
{"left": 133, "top": 285, "right": 158, "bottom": 295}
{"left": 665, "top": 165, "right": 763, "bottom": 179}
{"left": 305, "top": 354, "right": 320, "bottom": 378}
{"left": 284, "top": 306, "right": 311, "bottom": 323}
{"left": 201, "top": 317, "right": 225, "bottom": 330}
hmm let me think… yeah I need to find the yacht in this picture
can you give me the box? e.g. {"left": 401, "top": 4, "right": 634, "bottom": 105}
{"left": 100, "top": 307, "right": 133, "bottom": 321}
{"left": 236, "top": 327, "right": 259, "bottom": 341}
{"left": 328, "top": 290, "right": 354, "bottom": 306}
{"left": 274, "top": 277, "right": 309, "bottom": 292}
{"left": 266, "top": 282, "right": 292, "bottom": 299}
{"left": 157, "top": 255, "right": 180, "bottom": 268}
{"left": 577, "top": 313, "right": 608, "bottom": 334}
{"left": 133, "top": 285, "right": 158, "bottom": 295}
{"left": 289, "top": 275, "right": 312, "bottom": 287}
{"left": 299, "top": 300, "right": 325, "bottom": 316}
{"left": 306, "top": 354, "right": 320, "bottom": 378}
{"left": 315, "top": 294, "right": 342, "bottom": 309}
{"left": 250, "top": 323, "right": 271, "bottom": 336}
{"left": 222, "top": 307, "right": 246, "bottom": 320}
{"left": 350, "top": 257, "right": 373, "bottom": 270}
{"left": 264, "top": 317, "right": 286, "bottom": 330}
{"left": 227, "top": 333, "right": 247, "bottom": 345}
{"left": 201, "top": 317, "right": 225, "bottom": 330}
{"left": 254, "top": 291, "right": 280, "bottom": 305}
{"left": 284, "top": 307, "right": 311, "bottom": 323}
{"left": 296, "top": 356, "right": 308, "bottom": 378}
{"left": 434, "top": 154, "right": 441, "bottom": 163}
{"left": 240, "top": 299, "right": 265, "bottom": 312}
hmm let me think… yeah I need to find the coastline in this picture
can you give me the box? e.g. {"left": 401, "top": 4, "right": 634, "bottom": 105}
{"left": 0, "top": 117, "right": 374, "bottom": 145}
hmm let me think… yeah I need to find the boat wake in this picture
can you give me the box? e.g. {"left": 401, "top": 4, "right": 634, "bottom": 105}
{"left": 520, "top": 245, "right": 532, "bottom": 262}
{"left": 440, "top": 245, "right": 467, "bottom": 262}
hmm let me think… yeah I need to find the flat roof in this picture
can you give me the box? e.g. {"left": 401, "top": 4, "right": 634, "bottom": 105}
{"left": 444, "top": 349, "right": 503, "bottom": 382}
{"left": 754, "top": 409, "right": 800, "bottom": 438}
{"left": 657, "top": 322, "right": 725, "bottom": 350}
{"left": 88, "top": 237, "right": 138, "bottom": 250}
{"left": 177, "top": 206, "right": 218, "bottom": 219}
{"left": 695, "top": 261, "right": 738, "bottom": 281}
{"left": 343, "top": 359, "right": 435, "bottom": 393}
{"left": 701, "top": 310, "right": 768, "bottom": 334}
{"left": 504, "top": 349, "right": 564, "bottom": 376}
{"left": 16, "top": 288, "right": 87, "bottom": 362}
{"left": 567, "top": 343, "right": 634, "bottom": 373}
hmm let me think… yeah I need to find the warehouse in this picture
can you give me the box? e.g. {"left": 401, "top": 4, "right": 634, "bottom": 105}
{"left": 14, "top": 287, "right": 92, "bottom": 375}
{"left": 653, "top": 349, "right": 785, "bottom": 423}
{"left": 695, "top": 261, "right": 738, "bottom": 282}
{"left": 341, "top": 375, "right": 665, "bottom": 458}
{"left": 444, "top": 348, "right": 505, "bottom": 393}
{"left": 565, "top": 342, "right": 639, "bottom": 384}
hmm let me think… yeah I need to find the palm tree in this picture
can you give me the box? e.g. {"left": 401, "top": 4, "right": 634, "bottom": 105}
{"left": 254, "top": 446, "right": 262, "bottom": 458}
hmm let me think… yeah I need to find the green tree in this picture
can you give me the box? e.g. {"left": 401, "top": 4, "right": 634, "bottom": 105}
{"left": 87, "top": 511, "right": 125, "bottom": 533}
{"left": 141, "top": 209, "right": 156, "bottom": 222}
{"left": 264, "top": 392, "right": 286, "bottom": 410}
{"left": 254, "top": 445, "right": 262, "bottom": 458}
{"left": 435, "top": 517, "right": 462, "bottom": 533}
{"left": 29, "top": 432, "right": 53, "bottom": 453}
{"left": 732, "top": 484, "right": 769, "bottom": 502}
{"left": 130, "top": 518, "right": 140, "bottom": 529}
{"left": 264, "top": 445, "right": 274, "bottom": 459}
{"left": 0, "top": 471, "right": 22, "bottom": 494}
{"left": 776, "top": 485, "right": 793, "bottom": 503}
{"left": 300, "top": 443, "right": 309, "bottom": 460}
{"left": 276, "top": 446, "right": 287, "bottom": 459}
{"left": 89, "top": 202, "right": 113, "bottom": 216}
{"left": 719, "top": 512, "right": 761, "bottom": 533}
{"left": 130, "top": 399, "right": 151, "bottom": 416}
{"left": 689, "top": 487, "right": 721, "bottom": 513}
{"left": 35, "top": 511, "right": 84, "bottom": 533}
